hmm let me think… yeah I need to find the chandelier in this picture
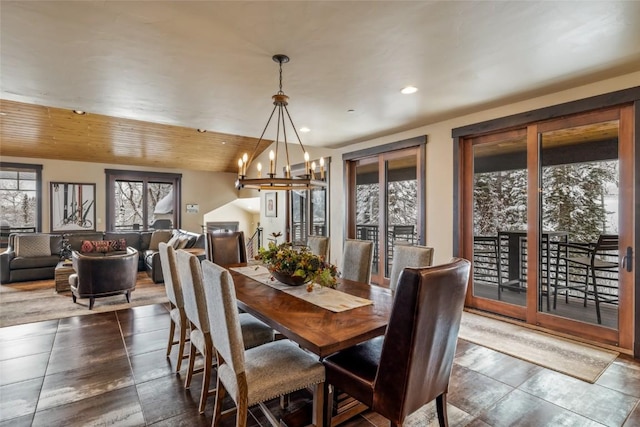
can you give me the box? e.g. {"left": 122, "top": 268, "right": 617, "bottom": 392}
{"left": 235, "top": 54, "right": 327, "bottom": 191}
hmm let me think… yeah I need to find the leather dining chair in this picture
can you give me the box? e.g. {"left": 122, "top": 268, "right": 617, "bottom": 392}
{"left": 307, "top": 235, "right": 330, "bottom": 260}
{"left": 175, "top": 250, "right": 274, "bottom": 414}
{"left": 205, "top": 231, "right": 247, "bottom": 266}
{"left": 158, "top": 242, "right": 189, "bottom": 373}
{"left": 201, "top": 260, "right": 325, "bottom": 427}
{"left": 388, "top": 244, "right": 434, "bottom": 293}
{"left": 323, "top": 258, "right": 471, "bottom": 427}
{"left": 341, "top": 239, "right": 374, "bottom": 283}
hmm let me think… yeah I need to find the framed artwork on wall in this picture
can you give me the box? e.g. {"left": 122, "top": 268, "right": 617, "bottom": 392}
{"left": 265, "top": 192, "right": 277, "bottom": 217}
{"left": 50, "top": 182, "right": 96, "bottom": 232}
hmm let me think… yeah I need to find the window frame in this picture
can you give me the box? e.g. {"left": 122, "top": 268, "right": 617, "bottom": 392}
{"left": 105, "top": 169, "right": 181, "bottom": 231}
{"left": 0, "top": 162, "right": 43, "bottom": 232}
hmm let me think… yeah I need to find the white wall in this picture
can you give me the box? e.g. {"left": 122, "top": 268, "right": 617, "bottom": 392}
{"left": 202, "top": 202, "right": 259, "bottom": 238}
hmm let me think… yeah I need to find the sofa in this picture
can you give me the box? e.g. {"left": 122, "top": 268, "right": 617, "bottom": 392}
{"left": 0, "top": 229, "right": 203, "bottom": 284}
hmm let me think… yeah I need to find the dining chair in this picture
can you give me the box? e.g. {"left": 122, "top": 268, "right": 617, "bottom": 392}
{"left": 205, "top": 231, "right": 247, "bottom": 265}
{"left": 388, "top": 244, "right": 434, "bottom": 292}
{"left": 554, "top": 234, "right": 619, "bottom": 324}
{"left": 175, "top": 250, "right": 274, "bottom": 414}
{"left": 307, "top": 235, "right": 329, "bottom": 260}
{"left": 201, "top": 260, "right": 325, "bottom": 427}
{"left": 323, "top": 258, "right": 471, "bottom": 427}
{"left": 341, "top": 239, "right": 374, "bottom": 283}
{"left": 158, "top": 242, "right": 188, "bottom": 373}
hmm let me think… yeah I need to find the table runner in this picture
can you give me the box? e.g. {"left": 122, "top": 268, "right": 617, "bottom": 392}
{"left": 230, "top": 265, "right": 373, "bottom": 313}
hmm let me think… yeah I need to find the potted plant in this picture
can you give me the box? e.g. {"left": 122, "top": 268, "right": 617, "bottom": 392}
{"left": 258, "top": 242, "right": 339, "bottom": 291}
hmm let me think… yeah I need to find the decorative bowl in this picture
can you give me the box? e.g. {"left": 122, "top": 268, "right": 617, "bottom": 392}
{"left": 269, "top": 269, "right": 310, "bottom": 287}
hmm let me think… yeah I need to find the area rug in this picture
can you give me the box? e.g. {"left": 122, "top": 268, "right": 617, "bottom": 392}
{"left": 0, "top": 273, "right": 169, "bottom": 328}
{"left": 458, "top": 311, "right": 619, "bottom": 383}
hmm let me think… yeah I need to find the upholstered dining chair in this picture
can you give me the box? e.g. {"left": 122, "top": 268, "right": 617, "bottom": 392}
{"left": 341, "top": 239, "right": 374, "bottom": 283}
{"left": 307, "top": 235, "right": 329, "bottom": 260}
{"left": 175, "top": 250, "right": 274, "bottom": 414}
{"left": 205, "top": 231, "right": 247, "bottom": 266}
{"left": 158, "top": 242, "right": 188, "bottom": 373}
{"left": 323, "top": 258, "right": 471, "bottom": 427}
{"left": 201, "top": 260, "right": 325, "bottom": 427}
{"left": 388, "top": 244, "right": 434, "bottom": 293}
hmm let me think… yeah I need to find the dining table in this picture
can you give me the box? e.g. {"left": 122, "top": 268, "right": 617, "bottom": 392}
{"left": 227, "top": 263, "right": 394, "bottom": 426}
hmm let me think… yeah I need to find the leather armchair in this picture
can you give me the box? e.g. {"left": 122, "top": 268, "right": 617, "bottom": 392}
{"left": 204, "top": 231, "right": 247, "bottom": 266}
{"left": 69, "top": 247, "right": 138, "bottom": 309}
{"left": 323, "top": 258, "right": 471, "bottom": 427}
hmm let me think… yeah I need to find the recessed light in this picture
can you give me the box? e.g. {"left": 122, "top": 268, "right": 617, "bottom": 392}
{"left": 400, "top": 86, "right": 418, "bottom": 95}
{"left": 197, "top": 129, "right": 207, "bottom": 133}
{"left": 73, "top": 109, "right": 86, "bottom": 115}
{"left": 299, "top": 127, "right": 310, "bottom": 133}
{"left": 221, "top": 141, "right": 226, "bottom": 145}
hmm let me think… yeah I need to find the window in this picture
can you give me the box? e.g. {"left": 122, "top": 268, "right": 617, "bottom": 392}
{"left": 0, "top": 162, "right": 42, "bottom": 232}
{"left": 288, "top": 157, "right": 329, "bottom": 245}
{"left": 105, "top": 169, "right": 181, "bottom": 231}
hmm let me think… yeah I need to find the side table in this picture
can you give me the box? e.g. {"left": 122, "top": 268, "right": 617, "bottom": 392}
{"left": 55, "top": 260, "right": 75, "bottom": 293}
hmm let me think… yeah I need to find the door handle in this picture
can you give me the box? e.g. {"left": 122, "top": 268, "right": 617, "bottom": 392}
{"left": 622, "top": 246, "right": 633, "bottom": 272}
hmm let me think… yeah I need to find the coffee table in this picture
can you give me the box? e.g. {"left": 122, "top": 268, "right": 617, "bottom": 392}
{"left": 55, "top": 260, "right": 75, "bottom": 293}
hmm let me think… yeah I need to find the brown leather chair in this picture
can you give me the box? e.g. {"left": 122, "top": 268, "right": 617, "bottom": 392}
{"left": 323, "top": 258, "right": 471, "bottom": 427}
{"left": 69, "top": 247, "right": 138, "bottom": 309}
{"left": 205, "top": 231, "right": 247, "bottom": 266}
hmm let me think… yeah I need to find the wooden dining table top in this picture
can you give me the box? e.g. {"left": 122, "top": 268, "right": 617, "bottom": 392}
{"left": 228, "top": 264, "right": 393, "bottom": 358}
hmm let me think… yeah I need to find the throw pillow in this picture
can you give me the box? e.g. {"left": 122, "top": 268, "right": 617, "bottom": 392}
{"left": 149, "top": 230, "right": 173, "bottom": 250}
{"left": 15, "top": 234, "right": 51, "bottom": 257}
{"left": 81, "top": 239, "right": 127, "bottom": 253}
{"left": 167, "top": 234, "right": 181, "bottom": 249}
{"left": 176, "top": 235, "right": 189, "bottom": 249}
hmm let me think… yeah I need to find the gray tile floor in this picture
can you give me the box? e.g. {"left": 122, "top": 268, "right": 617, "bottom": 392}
{"left": 1, "top": 303, "right": 639, "bottom": 426}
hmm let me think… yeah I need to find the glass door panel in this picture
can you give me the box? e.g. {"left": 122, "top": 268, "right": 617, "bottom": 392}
{"left": 355, "top": 159, "right": 380, "bottom": 277}
{"left": 538, "top": 119, "right": 620, "bottom": 328}
{"left": 385, "top": 155, "right": 418, "bottom": 278}
{"left": 290, "top": 190, "right": 307, "bottom": 245}
{"left": 472, "top": 131, "right": 528, "bottom": 307}
{"left": 114, "top": 180, "right": 144, "bottom": 230}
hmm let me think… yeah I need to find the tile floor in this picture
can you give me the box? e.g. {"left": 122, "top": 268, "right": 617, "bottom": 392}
{"left": 1, "top": 303, "right": 639, "bottom": 427}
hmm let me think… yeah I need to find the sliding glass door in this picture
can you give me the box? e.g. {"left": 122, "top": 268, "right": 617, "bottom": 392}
{"left": 462, "top": 106, "right": 634, "bottom": 348}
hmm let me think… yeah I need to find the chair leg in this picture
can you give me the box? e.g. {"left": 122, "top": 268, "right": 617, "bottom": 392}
{"left": 89, "top": 297, "right": 95, "bottom": 310}
{"left": 72, "top": 294, "right": 77, "bottom": 303}
{"left": 176, "top": 321, "right": 188, "bottom": 373}
{"left": 198, "top": 348, "right": 213, "bottom": 414}
{"left": 436, "top": 393, "right": 449, "bottom": 427}
{"left": 184, "top": 336, "right": 197, "bottom": 389}
{"left": 236, "top": 393, "right": 249, "bottom": 427}
{"left": 212, "top": 375, "right": 226, "bottom": 427}
{"left": 125, "top": 290, "right": 131, "bottom": 303}
{"left": 591, "top": 268, "right": 602, "bottom": 324}
{"left": 311, "top": 381, "right": 324, "bottom": 427}
{"left": 166, "top": 320, "right": 176, "bottom": 357}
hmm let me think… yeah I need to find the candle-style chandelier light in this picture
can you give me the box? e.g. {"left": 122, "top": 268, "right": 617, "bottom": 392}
{"left": 235, "top": 54, "right": 327, "bottom": 191}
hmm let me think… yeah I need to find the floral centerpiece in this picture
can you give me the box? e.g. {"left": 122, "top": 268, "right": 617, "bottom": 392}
{"left": 258, "top": 242, "right": 339, "bottom": 291}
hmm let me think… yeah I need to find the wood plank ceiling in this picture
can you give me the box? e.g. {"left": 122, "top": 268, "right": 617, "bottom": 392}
{"left": 0, "top": 99, "right": 272, "bottom": 172}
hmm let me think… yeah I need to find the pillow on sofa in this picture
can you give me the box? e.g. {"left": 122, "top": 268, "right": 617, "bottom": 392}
{"left": 176, "top": 235, "right": 190, "bottom": 249}
{"left": 15, "top": 234, "right": 52, "bottom": 257}
{"left": 81, "top": 239, "right": 127, "bottom": 253}
{"left": 149, "top": 230, "right": 173, "bottom": 250}
{"left": 167, "top": 234, "right": 181, "bottom": 249}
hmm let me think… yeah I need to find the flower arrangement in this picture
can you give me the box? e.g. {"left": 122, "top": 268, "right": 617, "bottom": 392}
{"left": 258, "top": 242, "right": 339, "bottom": 291}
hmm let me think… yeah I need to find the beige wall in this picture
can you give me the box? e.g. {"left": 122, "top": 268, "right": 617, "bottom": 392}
{"left": 202, "top": 202, "right": 259, "bottom": 238}
{"left": 254, "top": 71, "right": 639, "bottom": 268}
{"left": 0, "top": 156, "right": 240, "bottom": 234}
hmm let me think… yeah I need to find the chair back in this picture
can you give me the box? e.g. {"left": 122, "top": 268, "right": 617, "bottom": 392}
{"left": 593, "top": 234, "right": 619, "bottom": 263}
{"left": 158, "top": 242, "right": 183, "bottom": 308}
{"left": 341, "top": 239, "right": 374, "bottom": 283}
{"left": 307, "top": 236, "right": 329, "bottom": 259}
{"left": 175, "top": 250, "right": 209, "bottom": 333}
{"left": 388, "top": 244, "right": 434, "bottom": 292}
{"left": 201, "top": 260, "right": 246, "bottom": 378}
{"left": 205, "top": 231, "right": 247, "bottom": 266}
{"left": 374, "top": 258, "right": 470, "bottom": 422}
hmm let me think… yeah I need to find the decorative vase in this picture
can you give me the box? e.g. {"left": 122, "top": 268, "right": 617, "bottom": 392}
{"left": 269, "top": 269, "right": 309, "bottom": 286}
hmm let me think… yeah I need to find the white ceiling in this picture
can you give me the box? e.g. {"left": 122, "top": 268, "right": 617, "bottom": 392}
{"left": 2, "top": 1, "right": 639, "bottom": 149}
